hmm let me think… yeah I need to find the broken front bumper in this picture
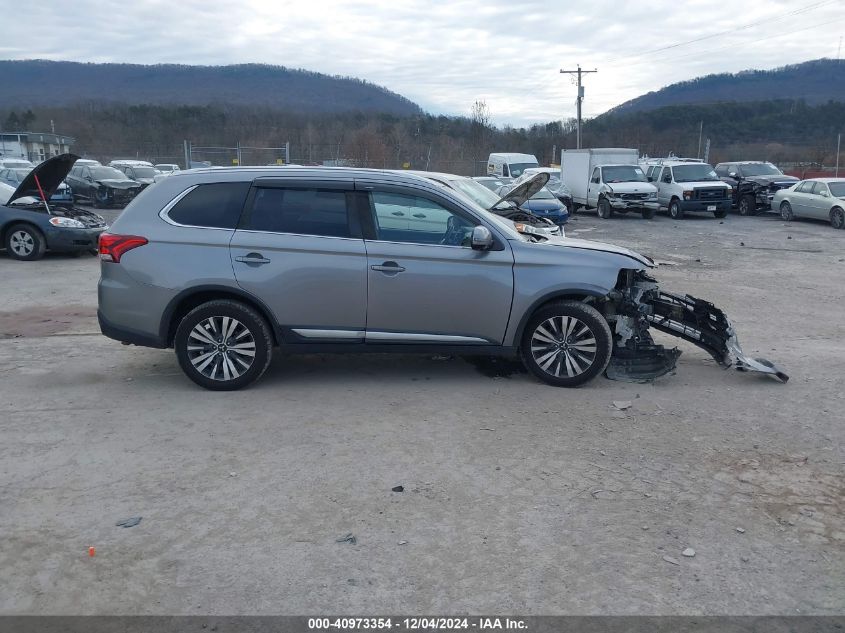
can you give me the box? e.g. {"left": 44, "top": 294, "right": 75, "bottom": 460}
{"left": 605, "top": 272, "right": 788, "bottom": 383}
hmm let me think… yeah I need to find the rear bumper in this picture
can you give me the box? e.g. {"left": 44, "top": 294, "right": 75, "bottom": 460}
{"left": 98, "top": 309, "right": 167, "bottom": 348}
{"left": 678, "top": 199, "right": 730, "bottom": 212}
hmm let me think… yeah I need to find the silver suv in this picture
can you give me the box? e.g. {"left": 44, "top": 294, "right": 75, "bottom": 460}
{"left": 98, "top": 167, "right": 786, "bottom": 390}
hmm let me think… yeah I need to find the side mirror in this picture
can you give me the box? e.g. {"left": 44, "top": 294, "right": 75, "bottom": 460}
{"left": 471, "top": 225, "right": 494, "bottom": 250}
{"left": 729, "top": 172, "right": 738, "bottom": 179}
{"left": 647, "top": 176, "right": 654, "bottom": 182}
{"left": 820, "top": 190, "right": 830, "bottom": 197}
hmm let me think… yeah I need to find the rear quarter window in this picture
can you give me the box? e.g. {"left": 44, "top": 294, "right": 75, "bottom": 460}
{"left": 166, "top": 182, "right": 250, "bottom": 229}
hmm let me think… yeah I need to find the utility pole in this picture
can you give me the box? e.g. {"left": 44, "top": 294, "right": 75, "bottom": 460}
{"left": 836, "top": 132, "right": 841, "bottom": 177}
{"left": 697, "top": 121, "right": 703, "bottom": 158}
{"left": 560, "top": 65, "right": 597, "bottom": 150}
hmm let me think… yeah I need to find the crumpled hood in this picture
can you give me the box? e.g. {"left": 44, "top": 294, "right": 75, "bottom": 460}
{"left": 532, "top": 235, "right": 654, "bottom": 267}
{"left": 746, "top": 174, "right": 798, "bottom": 187}
{"left": 8, "top": 153, "right": 79, "bottom": 204}
{"left": 96, "top": 179, "right": 142, "bottom": 190}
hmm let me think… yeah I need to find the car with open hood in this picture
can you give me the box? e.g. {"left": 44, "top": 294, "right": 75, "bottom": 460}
{"left": 66, "top": 163, "right": 144, "bottom": 207}
{"left": 97, "top": 165, "right": 786, "bottom": 391}
{"left": 0, "top": 153, "right": 108, "bottom": 260}
{"left": 773, "top": 178, "right": 845, "bottom": 229}
{"left": 715, "top": 161, "right": 799, "bottom": 215}
{"left": 407, "top": 170, "right": 563, "bottom": 237}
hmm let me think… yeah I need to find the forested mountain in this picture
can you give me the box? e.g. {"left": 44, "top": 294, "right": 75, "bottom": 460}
{"left": 611, "top": 59, "right": 845, "bottom": 114}
{"left": 0, "top": 60, "right": 421, "bottom": 116}
{"left": 1, "top": 59, "right": 841, "bottom": 173}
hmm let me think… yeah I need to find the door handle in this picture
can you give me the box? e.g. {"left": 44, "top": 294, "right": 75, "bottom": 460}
{"left": 371, "top": 261, "right": 405, "bottom": 274}
{"left": 391, "top": 211, "right": 405, "bottom": 216}
{"left": 412, "top": 213, "right": 426, "bottom": 218}
{"left": 235, "top": 252, "right": 271, "bottom": 264}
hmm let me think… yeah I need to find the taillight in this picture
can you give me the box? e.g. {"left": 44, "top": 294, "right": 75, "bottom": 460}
{"left": 99, "top": 233, "right": 148, "bottom": 263}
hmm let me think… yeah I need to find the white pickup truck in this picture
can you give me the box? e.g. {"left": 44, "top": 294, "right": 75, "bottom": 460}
{"left": 561, "top": 148, "right": 658, "bottom": 219}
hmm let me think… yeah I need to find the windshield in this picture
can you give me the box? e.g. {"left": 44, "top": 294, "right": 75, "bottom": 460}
{"left": 91, "top": 167, "right": 127, "bottom": 180}
{"left": 448, "top": 177, "right": 514, "bottom": 210}
{"left": 672, "top": 164, "right": 719, "bottom": 182}
{"left": 603, "top": 166, "right": 646, "bottom": 183}
{"left": 739, "top": 163, "right": 783, "bottom": 177}
{"left": 508, "top": 162, "right": 538, "bottom": 178}
{"left": 829, "top": 182, "right": 845, "bottom": 197}
{"left": 10, "top": 168, "right": 30, "bottom": 180}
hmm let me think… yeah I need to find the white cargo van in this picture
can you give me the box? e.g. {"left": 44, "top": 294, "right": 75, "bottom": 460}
{"left": 561, "top": 148, "right": 658, "bottom": 219}
{"left": 487, "top": 153, "right": 539, "bottom": 178}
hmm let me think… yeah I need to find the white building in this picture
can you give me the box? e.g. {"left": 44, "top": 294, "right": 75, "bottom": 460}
{"left": 0, "top": 131, "right": 75, "bottom": 163}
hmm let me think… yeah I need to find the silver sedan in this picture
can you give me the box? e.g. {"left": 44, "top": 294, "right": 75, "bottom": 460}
{"left": 773, "top": 178, "right": 845, "bottom": 229}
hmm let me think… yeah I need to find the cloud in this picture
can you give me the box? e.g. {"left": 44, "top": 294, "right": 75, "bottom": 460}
{"left": 1, "top": 0, "right": 843, "bottom": 125}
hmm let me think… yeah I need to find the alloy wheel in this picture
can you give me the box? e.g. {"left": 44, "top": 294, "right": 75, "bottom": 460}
{"left": 186, "top": 316, "right": 256, "bottom": 381}
{"left": 9, "top": 230, "right": 35, "bottom": 257}
{"left": 530, "top": 315, "right": 598, "bottom": 378}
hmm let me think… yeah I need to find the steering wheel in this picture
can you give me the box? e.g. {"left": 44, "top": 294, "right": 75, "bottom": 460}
{"left": 440, "top": 215, "right": 467, "bottom": 246}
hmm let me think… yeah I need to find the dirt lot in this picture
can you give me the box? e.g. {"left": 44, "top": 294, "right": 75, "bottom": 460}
{"left": 0, "top": 209, "right": 843, "bottom": 615}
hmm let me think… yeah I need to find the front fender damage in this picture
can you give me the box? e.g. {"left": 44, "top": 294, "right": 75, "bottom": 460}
{"left": 603, "top": 270, "right": 788, "bottom": 383}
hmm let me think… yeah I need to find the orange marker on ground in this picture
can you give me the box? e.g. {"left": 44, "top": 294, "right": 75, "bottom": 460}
{"left": 88, "top": 546, "right": 96, "bottom": 557}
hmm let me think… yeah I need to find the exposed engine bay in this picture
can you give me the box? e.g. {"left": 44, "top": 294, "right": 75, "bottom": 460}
{"left": 602, "top": 269, "right": 788, "bottom": 383}
{"left": 10, "top": 198, "right": 107, "bottom": 229}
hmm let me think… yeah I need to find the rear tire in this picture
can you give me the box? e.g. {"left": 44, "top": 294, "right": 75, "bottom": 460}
{"left": 520, "top": 301, "right": 612, "bottom": 388}
{"left": 831, "top": 207, "right": 845, "bottom": 230}
{"left": 780, "top": 201, "right": 794, "bottom": 222}
{"left": 174, "top": 300, "right": 273, "bottom": 391}
{"left": 669, "top": 200, "right": 684, "bottom": 219}
{"left": 597, "top": 198, "right": 613, "bottom": 219}
{"left": 738, "top": 194, "right": 756, "bottom": 216}
{"left": 641, "top": 207, "right": 656, "bottom": 219}
{"left": 5, "top": 223, "right": 46, "bottom": 261}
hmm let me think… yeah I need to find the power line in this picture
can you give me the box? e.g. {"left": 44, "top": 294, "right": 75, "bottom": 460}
{"left": 606, "top": 0, "right": 842, "bottom": 63}
{"left": 621, "top": 14, "right": 845, "bottom": 67}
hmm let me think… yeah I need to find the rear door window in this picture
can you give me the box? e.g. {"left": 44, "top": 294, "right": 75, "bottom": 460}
{"left": 242, "top": 187, "right": 355, "bottom": 237}
{"left": 166, "top": 182, "right": 250, "bottom": 229}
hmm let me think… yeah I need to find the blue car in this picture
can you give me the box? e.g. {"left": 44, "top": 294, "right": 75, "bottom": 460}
{"left": 0, "top": 166, "right": 74, "bottom": 207}
{"left": 503, "top": 186, "right": 569, "bottom": 226}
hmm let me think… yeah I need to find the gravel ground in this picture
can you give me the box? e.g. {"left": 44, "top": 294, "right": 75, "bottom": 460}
{"left": 0, "top": 208, "right": 842, "bottom": 615}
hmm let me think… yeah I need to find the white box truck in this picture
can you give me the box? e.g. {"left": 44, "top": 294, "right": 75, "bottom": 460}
{"left": 561, "top": 148, "right": 658, "bottom": 219}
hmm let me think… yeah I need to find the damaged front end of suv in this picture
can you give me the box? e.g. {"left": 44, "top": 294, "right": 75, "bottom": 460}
{"left": 602, "top": 269, "right": 788, "bottom": 383}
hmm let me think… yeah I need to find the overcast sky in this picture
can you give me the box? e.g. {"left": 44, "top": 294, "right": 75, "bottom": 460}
{"left": 2, "top": 0, "right": 843, "bottom": 126}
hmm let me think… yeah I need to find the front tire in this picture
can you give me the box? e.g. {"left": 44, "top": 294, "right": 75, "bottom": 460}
{"left": 174, "top": 300, "right": 273, "bottom": 391}
{"left": 5, "top": 224, "right": 46, "bottom": 261}
{"left": 714, "top": 207, "right": 728, "bottom": 219}
{"left": 597, "top": 197, "right": 613, "bottom": 219}
{"left": 738, "top": 195, "right": 756, "bottom": 216}
{"left": 520, "top": 301, "right": 612, "bottom": 387}
{"left": 669, "top": 199, "right": 684, "bottom": 219}
{"left": 641, "top": 207, "right": 656, "bottom": 219}
{"left": 780, "top": 201, "right": 794, "bottom": 222}
{"left": 831, "top": 207, "right": 845, "bottom": 230}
